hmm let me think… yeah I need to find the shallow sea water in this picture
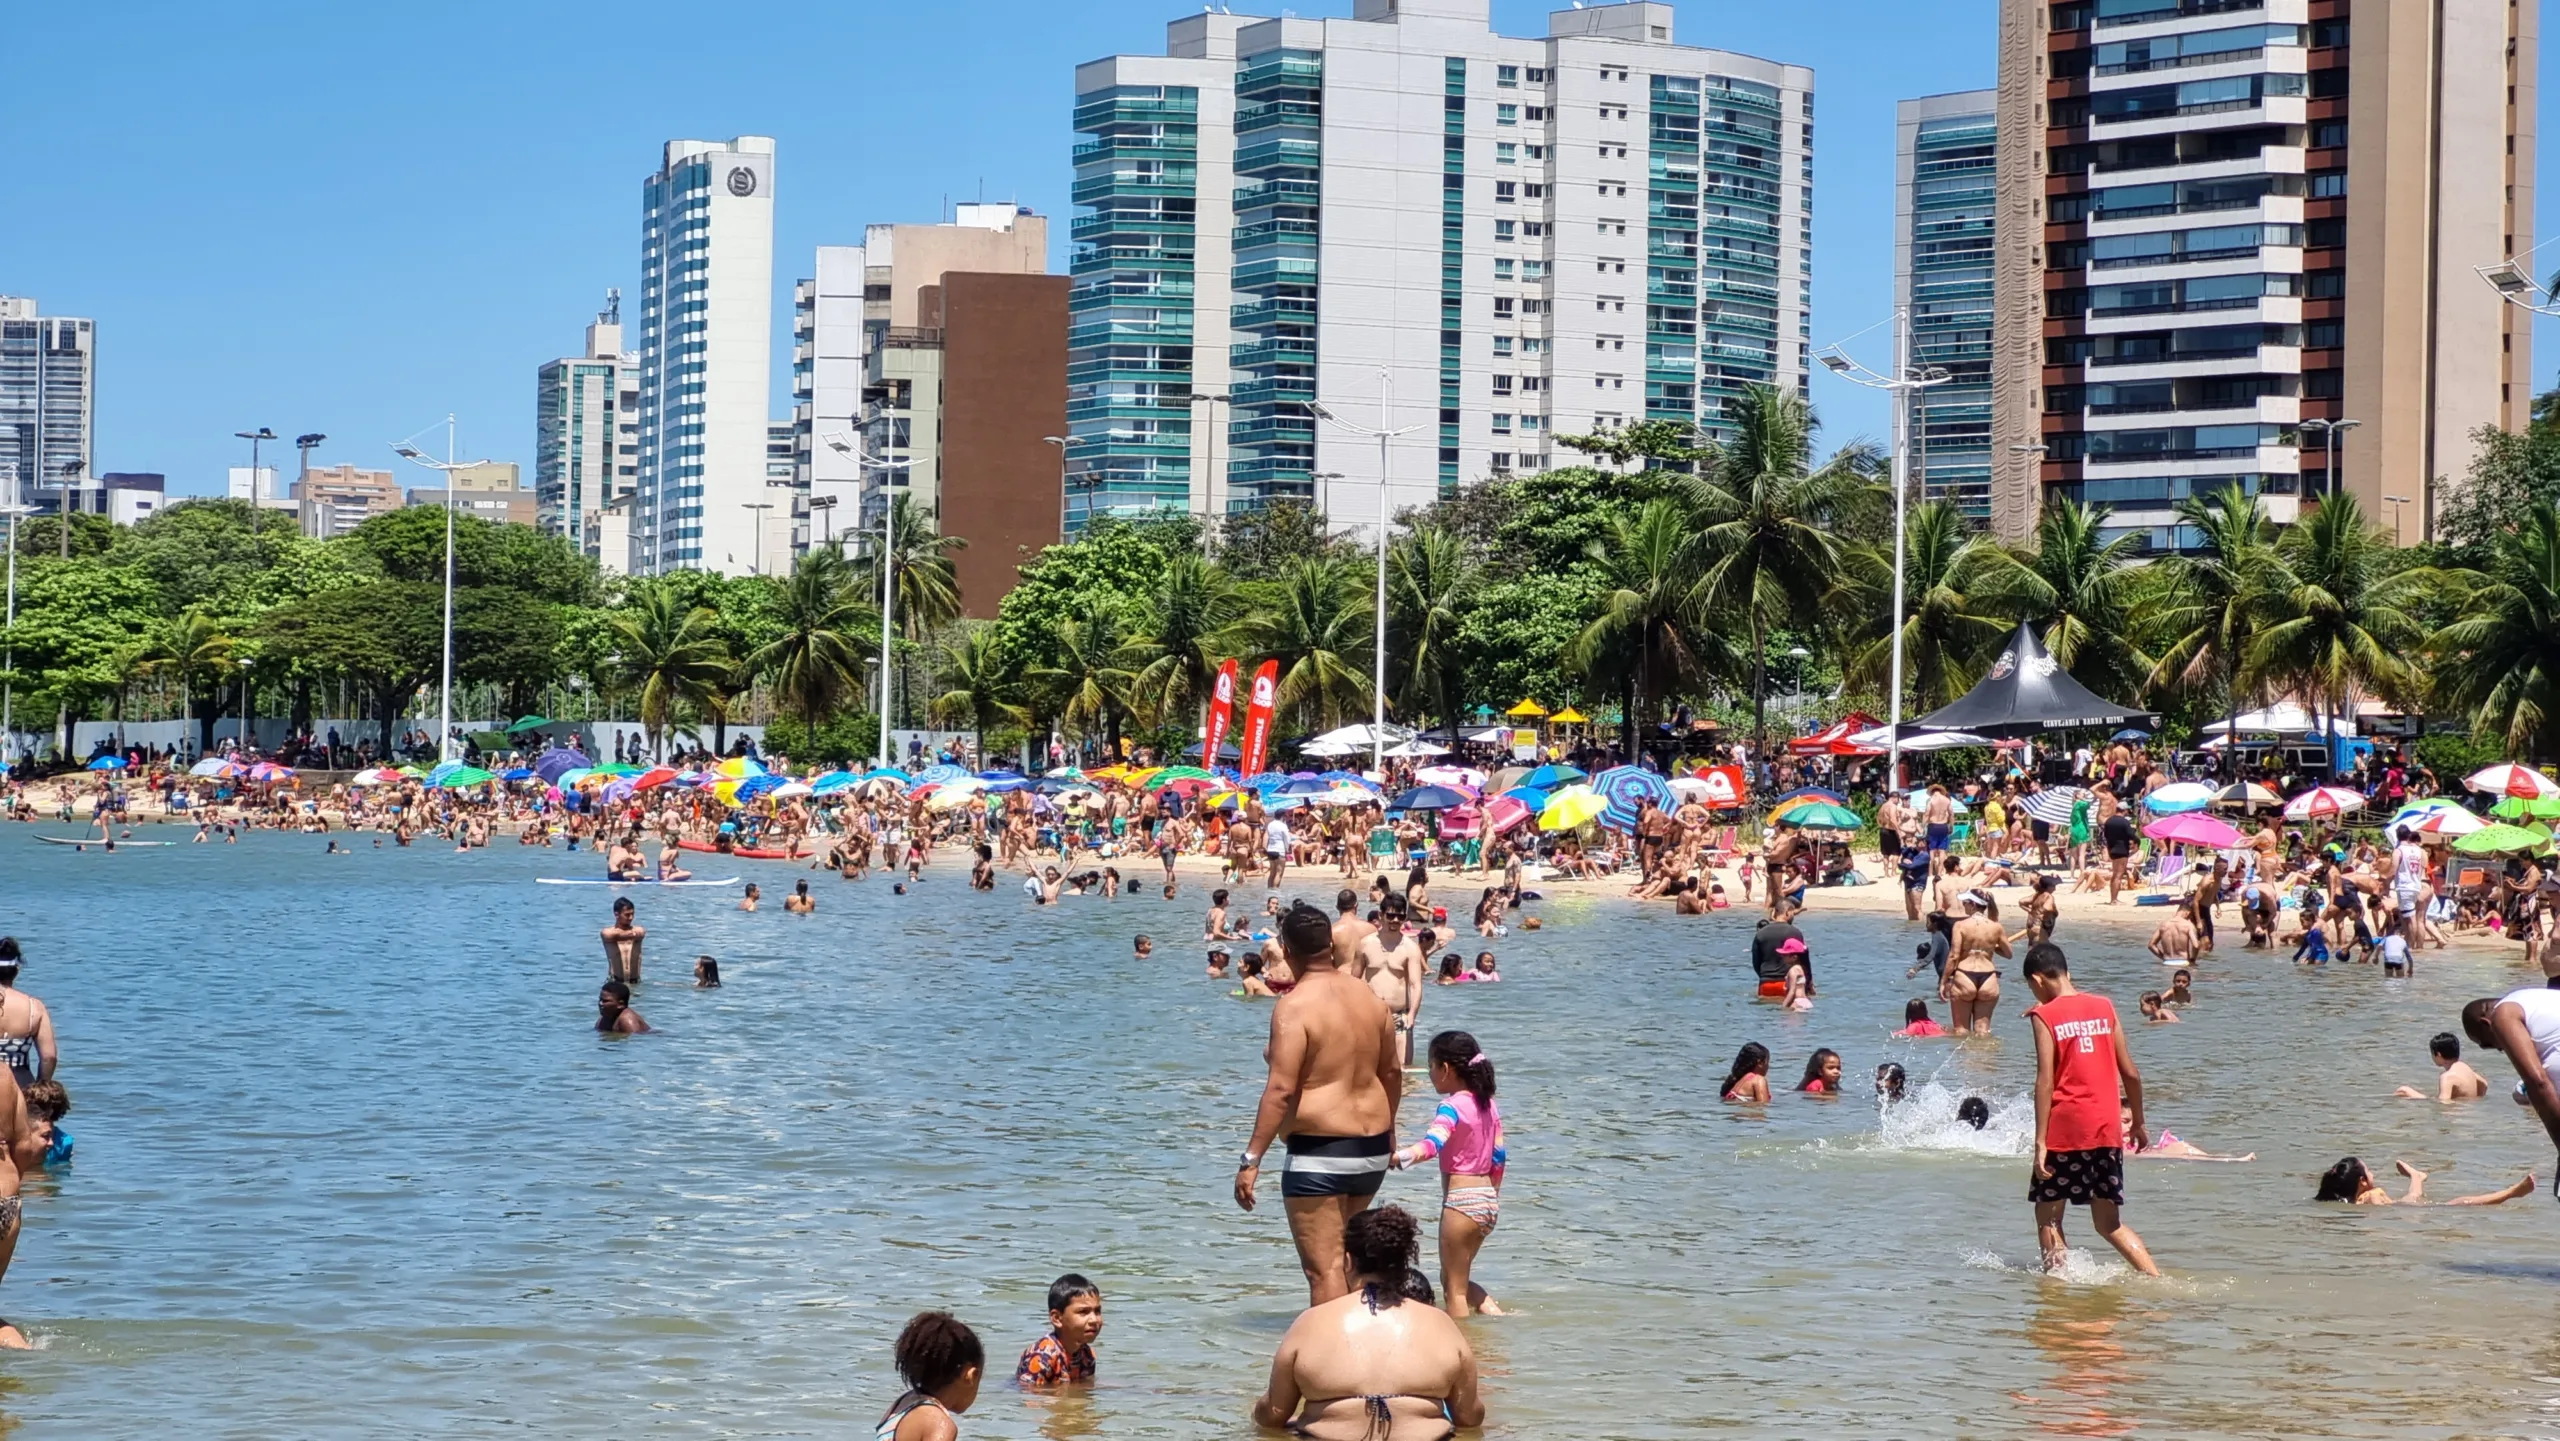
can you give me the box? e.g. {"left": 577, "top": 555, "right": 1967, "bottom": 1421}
{"left": 6, "top": 831, "right": 2560, "bottom": 1436}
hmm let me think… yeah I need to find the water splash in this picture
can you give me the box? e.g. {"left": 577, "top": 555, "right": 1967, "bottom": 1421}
{"left": 1963, "top": 1246, "right": 2135, "bottom": 1285}
{"left": 1868, "top": 1080, "right": 2036, "bottom": 1157}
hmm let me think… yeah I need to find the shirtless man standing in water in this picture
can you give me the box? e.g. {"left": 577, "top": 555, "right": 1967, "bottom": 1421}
{"left": 1942, "top": 890, "right": 2010, "bottom": 1034}
{"left": 1237, "top": 903, "right": 1403, "bottom": 1305}
{"left": 1356, "top": 897, "right": 1427, "bottom": 1067}
{"left": 1330, "top": 889, "right": 1375, "bottom": 972}
{"left": 601, "top": 898, "right": 645, "bottom": 985}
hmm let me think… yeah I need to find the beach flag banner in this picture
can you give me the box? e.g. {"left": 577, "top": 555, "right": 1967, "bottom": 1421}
{"left": 1204, "top": 659, "right": 1240, "bottom": 771}
{"left": 1695, "top": 764, "right": 1747, "bottom": 809}
{"left": 1240, "top": 660, "right": 1281, "bottom": 778}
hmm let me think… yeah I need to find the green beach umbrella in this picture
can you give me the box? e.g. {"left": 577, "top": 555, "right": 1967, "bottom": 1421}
{"left": 1777, "top": 800, "right": 1864, "bottom": 831}
{"left": 505, "top": 715, "right": 553, "bottom": 734}
{"left": 1145, "top": 766, "right": 1215, "bottom": 789}
{"left": 2489, "top": 796, "right": 2560, "bottom": 821}
{"left": 434, "top": 766, "right": 497, "bottom": 788}
{"left": 593, "top": 763, "right": 645, "bottom": 778}
{"left": 2451, "top": 822, "right": 2554, "bottom": 855}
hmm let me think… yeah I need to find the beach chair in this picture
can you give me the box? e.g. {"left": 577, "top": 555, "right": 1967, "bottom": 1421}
{"left": 2135, "top": 852, "right": 2188, "bottom": 906}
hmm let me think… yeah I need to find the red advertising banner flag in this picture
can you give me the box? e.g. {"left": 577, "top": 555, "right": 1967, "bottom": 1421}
{"left": 1239, "top": 660, "right": 1281, "bottom": 777}
{"left": 1202, "top": 659, "right": 1240, "bottom": 767}
{"left": 1695, "top": 764, "right": 1747, "bottom": 809}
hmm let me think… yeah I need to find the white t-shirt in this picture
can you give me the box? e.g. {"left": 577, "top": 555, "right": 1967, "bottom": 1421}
{"left": 2393, "top": 841, "right": 2430, "bottom": 890}
{"left": 1264, "top": 818, "right": 1290, "bottom": 855}
{"left": 2499, "top": 987, "right": 2560, "bottom": 1086}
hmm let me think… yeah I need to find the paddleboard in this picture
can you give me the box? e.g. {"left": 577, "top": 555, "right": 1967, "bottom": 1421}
{"left": 33, "top": 836, "right": 174, "bottom": 847}
{"left": 535, "top": 876, "right": 744, "bottom": 887}
{"left": 676, "top": 838, "right": 807, "bottom": 861}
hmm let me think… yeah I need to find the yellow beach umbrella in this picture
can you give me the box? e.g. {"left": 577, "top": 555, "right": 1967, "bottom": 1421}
{"left": 1537, "top": 784, "right": 1608, "bottom": 831}
{"left": 1506, "top": 698, "right": 1549, "bottom": 718}
{"left": 1549, "top": 707, "right": 1587, "bottom": 725}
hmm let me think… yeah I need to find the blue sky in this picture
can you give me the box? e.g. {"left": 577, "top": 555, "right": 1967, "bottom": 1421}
{"left": 6, "top": 1, "right": 2546, "bottom": 497}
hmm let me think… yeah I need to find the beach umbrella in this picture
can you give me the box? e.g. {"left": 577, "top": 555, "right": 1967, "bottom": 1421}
{"left": 1537, "top": 785, "right": 1609, "bottom": 831}
{"left": 2145, "top": 781, "right": 2216, "bottom": 814}
{"left": 1158, "top": 776, "right": 1216, "bottom": 797}
{"left": 86, "top": 756, "right": 125, "bottom": 771}
{"left": 2110, "top": 728, "right": 2152, "bottom": 742}
{"left": 1042, "top": 765, "right": 1087, "bottom": 780}
{"left": 397, "top": 764, "right": 428, "bottom": 778}
{"left": 2144, "top": 812, "right": 2243, "bottom": 848}
{"left": 1505, "top": 699, "right": 1549, "bottom": 719}
{"left": 2468, "top": 764, "right": 2560, "bottom": 800}
{"left": 979, "top": 769, "right": 1031, "bottom": 784}
{"left": 733, "top": 775, "right": 786, "bottom": 802}
{"left": 1320, "top": 770, "right": 1382, "bottom": 790}
{"left": 976, "top": 775, "right": 1030, "bottom": 793}
{"left": 1776, "top": 800, "right": 1863, "bottom": 831}
{"left": 1241, "top": 772, "right": 1291, "bottom": 791}
{"left": 1415, "top": 765, "right": 1487, "bottom": 788}
{"left": 2405, "top": 807, "right": 2487, "bottom": 837}
{"left": 2489, "top": 795, "right": 2560, "bottom": 821}
{"left": 2019, "top": 787, "right": 2091, "bottom": 828}
{"left": 631, "top": 766, "right": 681, "bottom": 791}
{"left": 1771, "top": 786, "right": 1850, "bottom": 808}
{"left": 1902, "top": 787, "right": 1971, "bottom": 815}
{"left": 1391, "top": 784, "right": 1473, "bottom": 811}
{"left": 600, "top": 779, "right": 638, "bottom": 805}
{"left": 807, "top": 771, "right": 858, "bottom": 794}
{"left": 912, "top": 763, "right": 971, "bottom": 786}
{"left": 770, "top": 781, "right": 813, "bottom": 800}
{"left": 1310, "top": 784, "right": 1379, "bottom": 807}
{"left": 715, "top": 756, "right": 769, "bottom": 781}
{"left": 2282, "top": 786, "right": 2366, "bottom": 821}
{"left": 431, "top": 766, "right": 496, "bottom": 788}
{"left": 1504, "top": 786, "right": 1551, "bottom": 814}
{"left": 2453, "top": 822, "right": 2555, "bottom": 856}
{"left": 1440, "top": 805, "right": 1485, "bottom": 838}
{"left": 504, "top": 715, "right": 553, "bottom": 734}
{"left": 247, "top": 762, "right": 296, "bottom": 783}
{"left": 1384, "top": 739, "right": 1450, "bottom": 758}
{"left": 2388, "top": 798, "right": 2467, "bottom": 832}
{"left": 556, "top": 768, "right": 596, "bottom": 787}
{"left": 860, "top": 767, "right": 911, "bottom": 786}
{"left": 499, "top": 767, "right": 537, "bottom": 782}
{"left": 2209, "top": 781, "right": 2282, "bottom": 810}
{"left": 1515, "top": 763, "right": 1588, "bottom": 791}
{"left": 535, "top": 749, "right": 591, "bottom": 784}
{"left": 188, "top": 758, "right": 239, "bottom": 778}
{"left": 1274, "top": 776, "right": 1334, "bottom": 796}
{"left": 1485, "top": 795, "right": 1535, "bottom": 834}
{"left": 593, "top": 763, "right": 645, "bottom": 779}
{"left": 1592, "top": 765, "right": 1675, "bottom": 829}
{"left": 346, "top": 768, "right": 402, "bottom": 787}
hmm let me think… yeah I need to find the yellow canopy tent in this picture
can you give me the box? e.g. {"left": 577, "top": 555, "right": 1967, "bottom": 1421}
{"left": 1505, "top": 699, "right": 1549, "bottom": 719}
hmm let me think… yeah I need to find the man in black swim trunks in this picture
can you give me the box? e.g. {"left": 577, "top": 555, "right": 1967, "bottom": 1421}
{"left": 1235, "top": 903, "right": 1404, "bottom": 1305}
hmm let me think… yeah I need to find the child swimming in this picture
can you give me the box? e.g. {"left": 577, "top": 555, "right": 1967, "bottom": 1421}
{"left": 1892, "top": 999, "right": 1947, "bottom": 1038}
{"left": 2137, "top": 991, "right": 2179, "bottom": 1024}
{"left": 1874, "top": 1063, "right": 1907, "bottom": 1102}
{"left": 1720, "top": 1043, "right": 1771, "bottom": 1103}
{"left": 2314, "top": 1157, "right": 2532, "bottom": 1205}
{"left": 2395, "top": 1032, "right": 2491, "bottom": 1102}
{"left": 1796, "top": 1048, "right": 1843, "bottom": 1095}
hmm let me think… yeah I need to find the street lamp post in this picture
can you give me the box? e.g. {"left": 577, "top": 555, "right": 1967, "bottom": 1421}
{"left": 393, "top": 415, "right": 493, "bottom": 766}
{"left": 2384, "top": 493, "right": 2414, "bottom": 545}
{"left": 1818, "top": 309, "right": 1951, "bottom": 791}
{"left": 2296, "top": 417, "right": 2361, "bottom": 504}
{"left": 808, "top": 493, "right": 839, "bottom": 556}
{"left": 53, "top": 459, "right": 83, "bottom": 559}
{"left": 0, "top": 463, "right": 27, "bottom": 775}
{"left": 1043, "top": 436, "right": 1080, "bottom": 536}
{"left": 1192, "top": 391, "right": 1230, "bottom": 555}
{"left": 1309, "top": 368, "right": 1427, "bottom": 776}
{"left": 825, "top": 433, "right": 913, "bottom": 768}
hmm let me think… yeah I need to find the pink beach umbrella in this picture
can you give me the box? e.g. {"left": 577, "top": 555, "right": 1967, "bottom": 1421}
{"left": 1485, "top": 794, "right": 1535, "bottom": 834}
{"left": 2143, "top": 812, "right": 2243, "bottom": 849}
{"left": 2282, "top": 786, "right": 2366, "bottom": 821}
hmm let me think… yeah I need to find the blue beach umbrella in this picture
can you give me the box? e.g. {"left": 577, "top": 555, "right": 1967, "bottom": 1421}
{"left": 86, "top": 756, "right": 125, "bottom": 771}
{"left": 1241, "top": 772, "right": 1291, "bottom": 791}
{"left": 1390, "top": 785, "right": 1472, "bottom": 812}
{"left": 732, "top": 775, "right": 786, "bottom": 801}
{"left": 1504, "top": 786, "right": 1551, "bottom": 814}
{"left": 1277, "top": 776, "right": 1334, "bottom": 795}
{"left": 535, "top": 749, "right": 590, "bottom": 784}
{"left": 1515, "top": 764, "right": 1587, "bottom": 792}
{"left": 500, "top": 767, "right": 536, "bottom": 782}
{"left": 912, "top": 763, "right": 971, "bottom": 787}
{"left": 1592, "top": 764, "right": 1675, "bottom": 830}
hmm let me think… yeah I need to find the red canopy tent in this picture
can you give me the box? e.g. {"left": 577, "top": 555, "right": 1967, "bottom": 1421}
{"left": 1787, "top": 712, "right": 1887, "bottom": 758}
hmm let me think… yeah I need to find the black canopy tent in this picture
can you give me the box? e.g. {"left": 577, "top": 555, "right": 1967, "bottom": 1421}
{"left": 1911, "top": 622, "right": 2158, "bottom": 739}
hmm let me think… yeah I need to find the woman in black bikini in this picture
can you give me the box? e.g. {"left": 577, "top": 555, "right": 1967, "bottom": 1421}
{"left": 1251, "top": 1205, "right": 1486, "bottom": 1439}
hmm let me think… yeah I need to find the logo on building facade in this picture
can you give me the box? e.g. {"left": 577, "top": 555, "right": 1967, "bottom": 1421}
{"left": 727, "top": 167, "right": 758, "bottom": 197}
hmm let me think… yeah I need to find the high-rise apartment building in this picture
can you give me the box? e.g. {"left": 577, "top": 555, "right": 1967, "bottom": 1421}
{"left": 638, "top": 136, "right": 776, "bottom": 575}
{"left": 0, "top": 297, "right": 94, "bottom": 517}
{"left": 536, "top": 292, "right": 640, "bottom": 564}
{"left": 1994, "top": 0, "right": 2534, "bottom": 548}
{"left": 1895, "top": 92, "right": 2000, "bottom": 523}
{"left": 293, "top": 464, "right": 403, "bottom": 538}
{"left": 792, "top": 206, "right": 1051, "bottom": 533}
{"left": 1077, "top": 0, "right": 1815, "bottom": 532}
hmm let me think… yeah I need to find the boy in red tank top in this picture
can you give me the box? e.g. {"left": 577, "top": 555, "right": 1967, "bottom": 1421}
{"left": 2023, "top": 943, "right": 2162, "bottom": 1276}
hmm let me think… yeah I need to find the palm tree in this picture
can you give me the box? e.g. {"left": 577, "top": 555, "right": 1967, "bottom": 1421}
{"left": 1241, "top": 557, "right": 1374, "bottom": 731}
{"left": 2429, "top": 500, "right": 2560, "bottom": 758}
{"left": 1981, "top": 500, "right": 2153, "bottom": 702}
{"left": 2143, "top": 486, "right": 2279, "bottom": 760}
{"left": 1570, "top": 500, "right": 1714, "bottom": 761}
{"left": 1029, "top": 605, "right": 1138, "bottom": 754}
{"left": 1388, "top": 525, "right": 1480, "bottom": 738}
{"left": 137, "top": 609, "right": 234, "bottom": 756}
{"left": 930, "top": 626, "right": 1028, "bottom": 760}
{"left": 852, "top": 494, "right": 967, "bottom": 642}
{"left": 1837, "top": 499, "right": 2015, "bottom": 713}
{"left": 2248, "top": 491, "right": 2436, "bottom": 736}
{"left": 747, "top": 551, "right": 874, "bottom": 726}
{"left": 1123, "top": 551, "right": 1245, "bottom": 729}
{"left": 609, "top": 587, "right": 733, "bottom": 758}
{"left": 1683, "top": 384, "right": 1878, "bottom": 758}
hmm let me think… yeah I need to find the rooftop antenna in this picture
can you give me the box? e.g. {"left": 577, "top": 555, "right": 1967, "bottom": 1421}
{"left": 603, "top": 287, "right": 621, "bottom": 325}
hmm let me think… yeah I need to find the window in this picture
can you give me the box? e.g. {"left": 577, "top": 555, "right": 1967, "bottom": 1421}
{"left": 1520, "top": 376, "right": 1546, "bottom": 392}
{"left": 1598, "top": 335, "right": 1626, "bottom": 351}
{"left": 1495, "top": 181, "right": 1517, "bottom": 203}
{"left": 1493, "top": 336, "right": 1514, "bottom": 356}
{"left": 2305, "top": 320, "right": 2343, "bottom": 348}
{"left": 1497, "top": 142, "right": 1517, "bottom": 164}
{"left": 1495, "top": 297, "right": 1516, "bottom": 318}
{"left": 1520, "top": 414, "right": 1544, "bottom": 432}
{"left": 1495, "top": 258, "right": 1516, "bottom": 280}
{"left": 1523, "top": 221, "right": 1548, "bottom": 237}
{"left": 2305, "top": 269, "right": 2343, "bottom": 298}
{"left": 1522, "top": 298, "right": 1549, "bottom": 315}
{"left": 1526, "top": 144, "right": 1547, "bottom": 160}
{"left": 1526, "top": 67, "right": 1547, "bottom": 82}
{"left": 1525, "top": 106, "right": 1547, "bottom": 121}
{"left": 1495, "top": 219, "right": 1516, "bottom": 241}
{"left": 1497, "top": 64, "right": 1519, "bottom": 86}
{"left": 2312, "top": 121, "right": 2348, "bottom": 148}
{"left": 2309, "top": 170, "right": 2346, "bottom": 197}
{"left": 1523, "top": 260, "right": 1549, "bottom": 279}
{"left": 1497, "top": 103, "right": 1518, "bottom": 124}
{"left": 1524, "top": 183, "right": 1546, "bottom": 198}
{"left": 1523, "top": 337, "right": 1546, "bottom": 354}
{"left": 1492, "top": 414, "right": 1514, "bottom": 433}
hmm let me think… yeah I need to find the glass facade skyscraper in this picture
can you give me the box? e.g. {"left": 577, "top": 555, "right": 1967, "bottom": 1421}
{"left": 1896, "top": 93, "right": 1997, "bottom": 522}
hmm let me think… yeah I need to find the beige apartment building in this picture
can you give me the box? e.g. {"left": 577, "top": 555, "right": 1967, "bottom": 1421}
{"left": 1992, "top": 0, "right": 2534, "bottom": 548}
{"left": 293, "top": 463, "right": 404, "bottom": 538}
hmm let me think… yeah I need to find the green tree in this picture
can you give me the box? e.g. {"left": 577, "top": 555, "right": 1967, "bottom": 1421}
{"left": 851, "top": 494, "right": 966, "bottom": 640}
{"left": 137, "top": 610, "right": 239, "bottom": 754}
{"left": 2427, "top": 500, "right": 2560, "bottom": 758}
{"left": 1838, "top": 499, "right": 2015, "bottom": 714}
{"left": 1241, "top": 558, "right": 1374, "bottom": 731}
{"left": 1387, "top": 524, "right": 1480, "bottom": 737}
{"left": 2142, "top": 487, "right": 2280, "bottom": 749}
{"left": 1553, "top": 418, "right": 1710, "bottom": 472}
{"left": 608, "top": 588, "right": 734, "bottom": 758}
{"left": 2249, "top": 492, "right": 2437, "bottom": 735}
{"left": 256, "top": 582, "right": 443, "bottom": 754}
{"left": 1460, "top": 572, "right": 1600, "bottom": 716}
{"left": 1982, "top": 500, "right": 2154, "bottom": 704}
{"left": 748, "top": 552, "right": 875, "bottom": 725}
{"left": 1570, "top": 500, "right": 1717, "bottom": 760}
{"left": 1124, "top": 551, "right": 1246, "bottom": 729}
{"left": 1028, "top": 606, "right": 1138, "bottom": 751}
{"left": 1684, "top": 384, "right": 1877, "bottom": 757}
{"left": 930, "top": 626, "right": 1028, "bottom": 758}
{"left": 2440, "top": 422, "right": 2560, "bottom": 554}
{"left": 1215, "top": 501, "right": 1348, "bottom": 582}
